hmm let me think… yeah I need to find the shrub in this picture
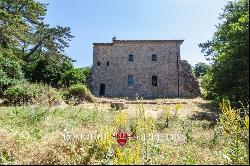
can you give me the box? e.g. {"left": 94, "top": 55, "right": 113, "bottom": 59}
{"left": 3, "top": 83, "right": 62, "bottom": 106}
{"left": 0, "top": 54, "right": 25, "bottom": 95}
{"left": 24, "top": 57, "right": 73, "bottom": 88}
{"left": 200, "top": 71, "right": 215, "bottom": 100}
{"left": 63, "top": 84, "right": 95, "bottom": 104}
{"left": 35, "top": 84, "right": 63, "bottom": 107}
{"left": 4, "top": 83, "right": 38, "bottom": 105}
{"left": 63, "top": 67, "right": 91, "bottom": 87}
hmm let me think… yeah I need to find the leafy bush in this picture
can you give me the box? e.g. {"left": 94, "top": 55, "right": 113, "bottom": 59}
{"left": 63, "top": 84, "right": 95, "bottom": 104}
{"left": 34, "top": 84, "right": 63, "bottom": 107}
{"left": 200, "top": 71, "right": 215, "bottom": 99}
{"left": 24, "top": 57, "right": 73, "bottom": 88}
{"left": 63, "top": 67, "right": 91, "bottom": 87}
{"left": 4, "top": 83, "right": 38, "bottom": 105}
{"left": 3, "top": 83, "right": 62, "bottom": 106}
{"left": 0, "top": 54, "right": 25, "bottom": 95}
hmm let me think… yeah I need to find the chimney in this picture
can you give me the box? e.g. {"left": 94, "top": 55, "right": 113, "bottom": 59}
{"left": 112, "top": 36, "right": 116, "bottom": 42}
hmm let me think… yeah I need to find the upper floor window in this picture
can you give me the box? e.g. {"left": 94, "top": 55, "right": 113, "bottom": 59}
{"left": 129, "top": 54, "right": 133, "bottom": 61}
{"left": 106, "top": 61, "right": 110, "bottom": 66}
{"left": 152, "top": 54, "right": 157, "bottom": 61}
{"left": 128, "top": 75, "right": 134, "bottom": 86}
{"left": 97, "top": 61, "right": 100, "bottom": 66}
{"left": 152, "top": 76, "right": 157, "bottom": 86}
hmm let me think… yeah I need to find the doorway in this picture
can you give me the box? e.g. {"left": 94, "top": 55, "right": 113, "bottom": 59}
{"left": 99, "top": 84, "right": 105, "bottom": 96}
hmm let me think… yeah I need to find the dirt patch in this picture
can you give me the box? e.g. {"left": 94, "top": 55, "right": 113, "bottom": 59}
{"left": 80, "top": 97, "right": 219, "bottom": 120}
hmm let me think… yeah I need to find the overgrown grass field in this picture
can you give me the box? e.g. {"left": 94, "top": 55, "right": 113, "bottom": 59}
{"left": 0, "top": 98, "right": 249, "bottom": 165}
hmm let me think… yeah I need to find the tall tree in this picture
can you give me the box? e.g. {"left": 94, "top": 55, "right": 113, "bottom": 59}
{"left": 24, "top": 23, "right": 74, "bottom": 61}
{"left": 199, "top": 0, "right": 249, "bottom": 101}
{"left": 0, "top": 0, "right": 46, "bottom": 49}
{"left": 0, "top": 0, "right": 75, "bottom": 87}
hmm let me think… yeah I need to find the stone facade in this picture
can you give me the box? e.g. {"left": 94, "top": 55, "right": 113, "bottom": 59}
{"left": 91, "top": 38, "right": 200, "bottom": 98}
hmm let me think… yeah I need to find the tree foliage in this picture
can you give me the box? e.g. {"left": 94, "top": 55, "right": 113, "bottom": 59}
{"left": 24, "top": 55, "right": 73, "bottom": 87}
{"left": 0, "top": 53, "right": 25, "bottom": 94}
{"left": 0, "top": 0, "right": 91, "bottom": 90}
{"left": 63, "top": 67, "right": 91, "bottom": 87}
{"left": 193, "top": 62, "right": 211, "bottom": 78}
{"left": 199, "top": 0, "right": 249, "bottom": 101}
{"left": 0, "top": 0, "right": 46, "bottom": 49}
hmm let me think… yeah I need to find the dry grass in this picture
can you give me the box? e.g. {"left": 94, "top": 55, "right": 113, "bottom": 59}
{"left": 81, "top": 97, "right": 218, "bottom": 120}
{"left": 0, "top": 97, "right": 248, "bottom": 164}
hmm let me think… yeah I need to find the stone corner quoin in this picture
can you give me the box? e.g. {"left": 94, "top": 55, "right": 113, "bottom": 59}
{"left": 91, "top": 37, "right": 200, "bottom": 98}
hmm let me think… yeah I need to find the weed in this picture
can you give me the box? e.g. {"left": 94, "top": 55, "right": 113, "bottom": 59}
{"left": 219, "top": 99, "right": 249, "bottom": 164}
{"left": 0, "top": 98, "right": 249, "bottom": 164}
{"left": 209, "top": 125, "right": 223, "bottom": 148}
{"left": 181, "top": 120, "right": 193, "bottom": 144}
{"left": 174, "top": 102, "right": 183, "bottom": 119}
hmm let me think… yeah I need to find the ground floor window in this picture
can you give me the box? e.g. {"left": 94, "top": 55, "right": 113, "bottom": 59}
{"left": 128, "top": 75, "right": 134, "bottom": 86}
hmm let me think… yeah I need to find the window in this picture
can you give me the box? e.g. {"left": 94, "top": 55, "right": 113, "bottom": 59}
{"left": 106, "top": 61, "right": 109, "bottom": 66}
{"left": 128, "top": 75, "right": 134, "bottom": 86}
{"left": 152, "top": 54, "right": 157, "bottom": 61}
{"left": 152, "top": 76, "right": 157, "bottom": 86}
{"left": 97, "top": 61, "right": 100, "bottom": 66}
{"left": 129, "top": 54, "right": 133, "bottom": 61}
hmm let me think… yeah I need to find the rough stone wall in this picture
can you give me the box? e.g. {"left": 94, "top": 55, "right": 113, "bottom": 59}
{"left": 91, "top": 39, "right": 200, "bottom": 98}
{"left": 179, "top": 60, "right": 201, "bottom": 97}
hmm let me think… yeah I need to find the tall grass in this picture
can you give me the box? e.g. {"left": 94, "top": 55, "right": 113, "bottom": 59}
{"left": 0, "top": 99, "right": 249, "bottom": 164}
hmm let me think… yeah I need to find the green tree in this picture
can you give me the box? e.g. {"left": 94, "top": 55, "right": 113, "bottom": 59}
{"left": 193, "top": 62, "right": 211, "bottom": 78}
{"left": 63, "top": 67, "right": 91, "bottom": 87}
{"left": 0, "top": 0, "right": 75, "bottom": 88}
{"left": 22, "top": 23, "right": 75, "bottom": 87}
{"left": 23, "top": 23, "right": 74, "bottom": 63}
{"left": 25, "top": 55, "right": 73, "bottom": 87}
{"left": 199, "top": 0, "right": 249, "bottom": 101}
{"left": 0, "top": 0, "right": 46, "bottom": 50}
{"left": 0, "top": 53, "right": 25, "bottom": 94}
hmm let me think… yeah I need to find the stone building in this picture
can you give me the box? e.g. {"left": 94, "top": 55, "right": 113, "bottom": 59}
{"left": 91, "top": 37, "right": 200, "bottom": 98}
